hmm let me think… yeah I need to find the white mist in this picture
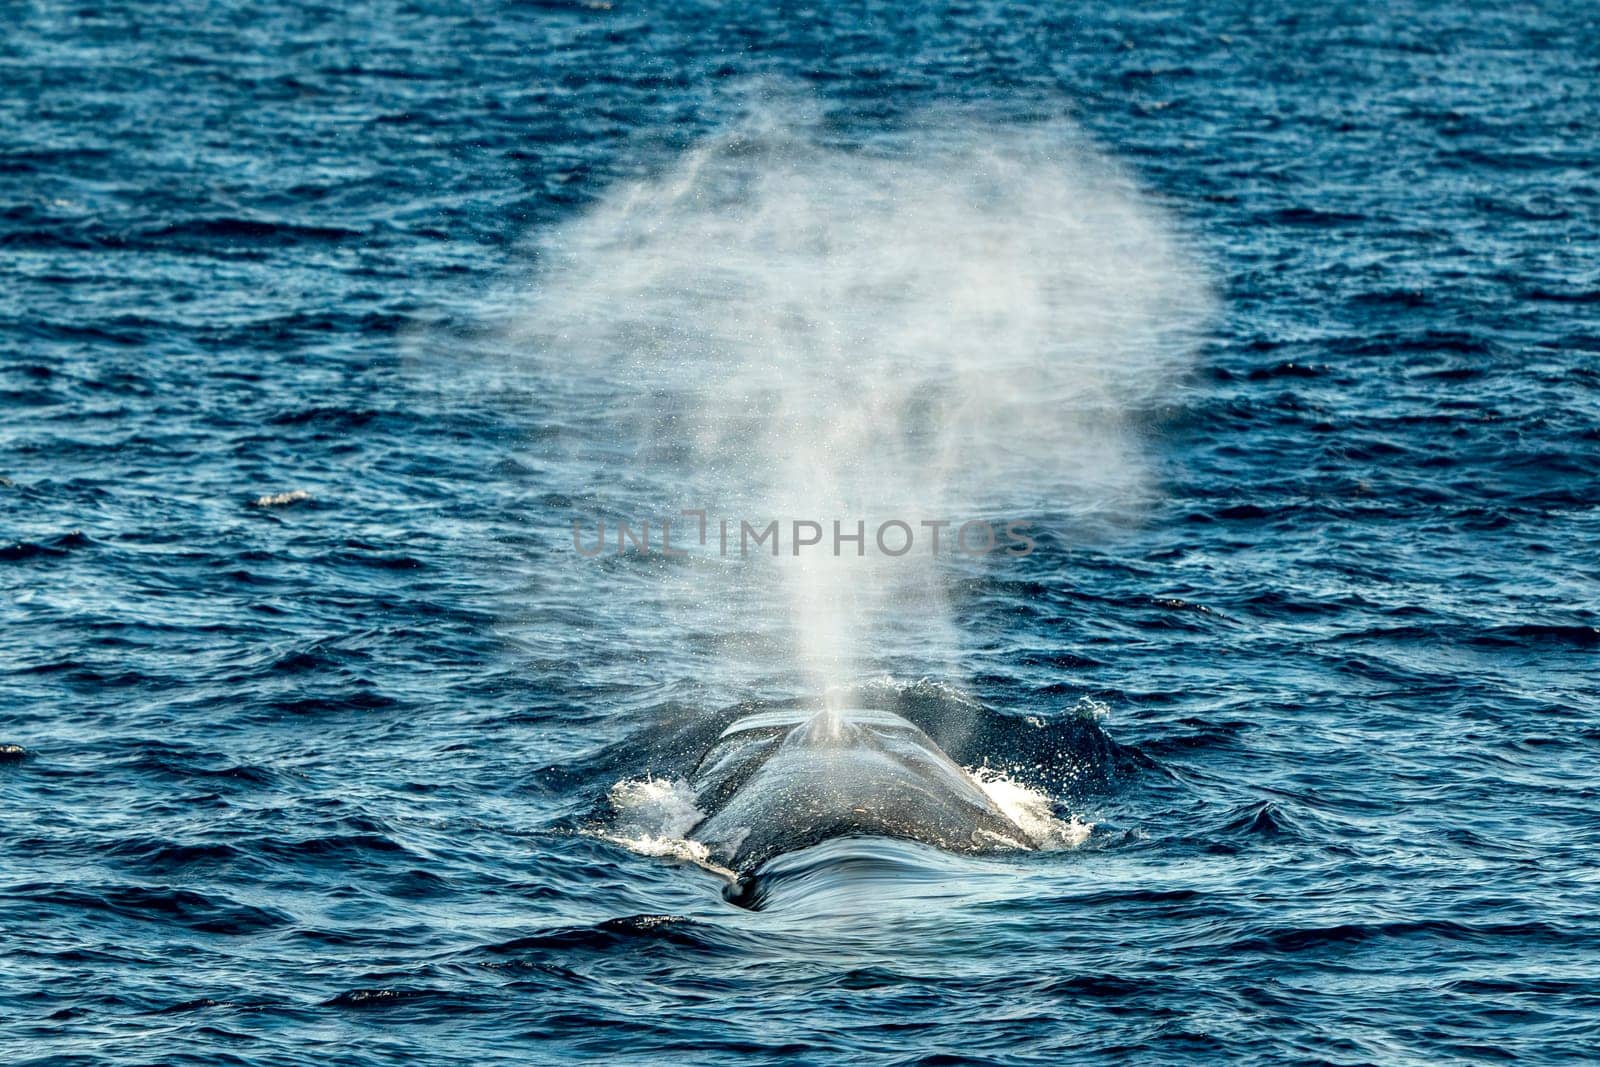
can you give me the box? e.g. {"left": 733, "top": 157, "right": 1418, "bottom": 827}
{"left": 511, "top": 98, "right": 1212, "bottom": 701}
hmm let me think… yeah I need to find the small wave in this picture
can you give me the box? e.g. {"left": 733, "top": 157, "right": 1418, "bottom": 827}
{"left": 5, "top": 883, "right": 291, "bottom": 934}
{"left": 139, "top": 217, "right": 364, "bottom": 245}
{"left": 1246, "top": 361, "right": 1325, "bottom": 380}
{"left": 473, "top": 915, "right": 715, "bottom": 962}
{"left": 265, "top": 691, "right": 400, "bottom": 715}
{"left": 0, "top": 531, "right": 91, "bottom": 562}
{"left": 1472, "top": 624, "right": 1600, "bottom": 650}
{"left": 319, "top": 547, "right": 424, "bottom": 570}
{"left": 1217, "top": 800, "right": 1306, "bottom": 839}
{"left": 1265, "top": 206, "right": 1368, "bottom": 226}
{"left": 141, "top": 996, "right": 267, "bottom": 1016}
{"left": 321, "top": 988, "right": 473, "bottom": 1011}
{"left": 1223, "top": 918, "right": 1574, "bottom": 956}
{"left": 1522, "top": 287, "right": 1600, "bottom": 304}
{"left": 105, "top": 840, "right": 245, "bottom": 873}
{"left": 268, "top": 406, "right": 388, "bottom": 428}
{"left": 118, "top": 742, "right": 280, "bottom": 788}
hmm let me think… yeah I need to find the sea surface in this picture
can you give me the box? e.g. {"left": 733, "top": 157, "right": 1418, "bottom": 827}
{"left": 3, "top": 2, "right": 1599, "bottom": 1064}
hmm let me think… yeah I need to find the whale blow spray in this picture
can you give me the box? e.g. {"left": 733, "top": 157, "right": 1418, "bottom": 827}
{"left": 513, "top": 99, "right": 1212, "bottom": 707}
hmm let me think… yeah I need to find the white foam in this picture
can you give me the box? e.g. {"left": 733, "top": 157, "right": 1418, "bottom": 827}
{"left": 593, "top": 776, "right": 738, "bottom": 880}
{"left": 252, "top": 489, "right": 311, "bottom": 507}
{"left": 969, "top": 767, "right": 1092, "bottom": 850}
{"left": 1071, "top": 695, "right": 1111, "bottom": 721}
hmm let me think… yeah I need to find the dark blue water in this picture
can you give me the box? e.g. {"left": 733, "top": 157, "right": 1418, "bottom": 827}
{"left": 4, "top": 2, "right": 1599, "bottom": 1064}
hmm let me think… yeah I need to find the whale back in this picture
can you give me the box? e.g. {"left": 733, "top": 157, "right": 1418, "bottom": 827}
{"left": 687, "top": 708, "right": 1036, "bottom": 872}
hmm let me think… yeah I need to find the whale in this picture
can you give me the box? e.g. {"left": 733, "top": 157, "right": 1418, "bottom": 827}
{"left": 683, "top": 706, "right": 1039, "bottom": 875}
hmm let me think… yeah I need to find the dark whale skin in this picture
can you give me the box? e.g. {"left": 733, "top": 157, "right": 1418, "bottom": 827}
{"left": 686, "top": 708, "right": 1037, "bottom": 873}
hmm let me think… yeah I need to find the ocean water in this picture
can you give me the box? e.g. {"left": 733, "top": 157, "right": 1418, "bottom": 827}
{"left": 3, "top": 1, "right": 1599, "bottom": 1064}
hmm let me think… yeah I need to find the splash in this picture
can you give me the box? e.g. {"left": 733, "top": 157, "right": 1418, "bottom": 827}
{"left": 514, "top": 94, "right": 1211, "bottom": 698}
{"left": 969, "top": 767, "right": 1092, "bottom": 849}
{"left": 593, "top": 775, "right": 736, "bottom": 880}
